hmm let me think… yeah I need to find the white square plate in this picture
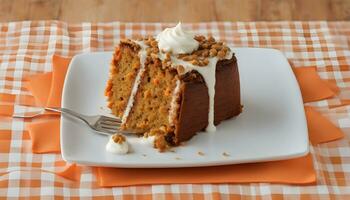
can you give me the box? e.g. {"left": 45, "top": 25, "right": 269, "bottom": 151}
{"left": 61, "top": 48, "right": 309, "bottom": 168}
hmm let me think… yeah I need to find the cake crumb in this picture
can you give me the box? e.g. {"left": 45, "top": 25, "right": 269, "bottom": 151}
{"left": 100, "top": 106, "right": 104, "bottom": 110}
{"left": 198, "top": 151, "right": 205, "bottom": 156}
{"left": 142, "top": 154, "right": 147, "bottom": 157}
{"left": 169, "top": 149, "right": 176, "bottom": 153}
{"left": 175, "top": 157, "right": 181, "bottom": 160}
{"left": 222, "top": 152, "right": 230, "bottom": 157}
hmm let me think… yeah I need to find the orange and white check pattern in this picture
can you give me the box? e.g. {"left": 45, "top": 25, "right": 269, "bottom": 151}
{"left": 1, "top": 21, "right": 350, "bottom": 199}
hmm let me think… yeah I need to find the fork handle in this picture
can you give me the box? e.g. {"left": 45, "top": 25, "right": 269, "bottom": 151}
{"left": 45, "top": 107, "right": 89, "bottom": 124}
{"left": 45, "top": 107, "right": 63, "bottom": 113}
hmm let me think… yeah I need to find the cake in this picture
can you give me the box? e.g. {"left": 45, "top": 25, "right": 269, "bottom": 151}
{"left": 105, "top": 23, "right": 241, "bottom": 151}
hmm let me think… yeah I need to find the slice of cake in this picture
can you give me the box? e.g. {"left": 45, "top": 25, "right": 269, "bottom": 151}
{"left": 105, "top": 23, "right": 241, "bottom": 151}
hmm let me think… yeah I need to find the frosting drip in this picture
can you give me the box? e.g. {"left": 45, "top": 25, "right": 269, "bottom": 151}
{"left": 158, "top": 52, "right": 233, "bottom": 132}
{"left": 156, "top": 23, "right": 199, "bottom": 54}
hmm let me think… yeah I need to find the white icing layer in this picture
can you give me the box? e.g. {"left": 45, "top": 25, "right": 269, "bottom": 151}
{"left": 156, "top": 23, "right": 199, "bottom": 54}
{"left": 168, "top": 79, "right": 181, "bottom": 126}
{"left": 121, "top": 41, "right": 148, "bottom": 123}
{"left": 106, "top": 135, "right": 129, "bottom": 154}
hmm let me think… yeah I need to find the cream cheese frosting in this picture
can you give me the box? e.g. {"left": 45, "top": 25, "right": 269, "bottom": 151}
{"left": 156, "top": 22, "right": 199, "bottom": 54}
{"left": 106, "top": 134, "right": 129, "bottom": 154}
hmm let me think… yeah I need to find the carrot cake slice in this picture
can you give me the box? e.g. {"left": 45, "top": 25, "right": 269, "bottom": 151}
{"left": 105, "top": 23, "right": 241, "bottom": 151}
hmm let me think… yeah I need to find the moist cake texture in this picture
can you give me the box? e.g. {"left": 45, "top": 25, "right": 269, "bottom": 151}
{"left": 105, "top": 23, "right": 241, "bottom": 151}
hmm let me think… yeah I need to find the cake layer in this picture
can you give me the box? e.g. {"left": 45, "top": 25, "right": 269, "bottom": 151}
{"left": 122, "top": 57, "right": 179, "bottom": 135}
{"left": 106, "top": 42, "right": 141, "bottom": 118}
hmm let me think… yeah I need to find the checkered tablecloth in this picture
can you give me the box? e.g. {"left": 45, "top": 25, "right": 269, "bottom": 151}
{"left": 1, "top": 21, "right": 350, "bottom": 199}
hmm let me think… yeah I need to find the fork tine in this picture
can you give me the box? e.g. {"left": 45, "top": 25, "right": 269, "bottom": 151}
{"left": 96, "top": 126, "right": 119, "bottom": 133}
{"left": 100, "top": 116, "right": 122, "bottom": 123}
{"left": 98, "top": 119, "right": 121, "bottom": 126}
{"left": 97, "top": 123, "right": 121, "bottom": 130}
{"left": 95, "top": 127, "right": 117, "bottom": 134}
{"left": 99, "top": 122, "right": 121, "bottom": 128}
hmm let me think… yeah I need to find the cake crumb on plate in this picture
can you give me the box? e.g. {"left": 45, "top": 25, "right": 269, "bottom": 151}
{"left": 222, "top": 152, "right": 230, "bottom": 157}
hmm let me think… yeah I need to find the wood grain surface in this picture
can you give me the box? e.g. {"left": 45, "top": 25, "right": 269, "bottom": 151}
{"left": 1, "top": 0, "right": 350, "bottom": 22}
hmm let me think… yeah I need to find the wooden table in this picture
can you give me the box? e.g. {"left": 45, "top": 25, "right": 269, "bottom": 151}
{"left": 1, "top": 0, "right": 349, "bottom": 22}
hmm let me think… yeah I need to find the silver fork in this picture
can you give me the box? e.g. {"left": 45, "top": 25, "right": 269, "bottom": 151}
{"left": 13, "top": 107, "right": 125, "bottom": 136}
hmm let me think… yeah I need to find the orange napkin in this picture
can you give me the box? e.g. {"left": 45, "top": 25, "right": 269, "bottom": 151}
{"left": 96, "top": 154, "right": 315, "bottom": 186}
{"left": 25, "top": 73, "right": 53, "bottom": 106}
{"left": 27, "top": 119, "right": 61, "bottom": 153}
{"left": 24, "top": 56, "right": 81, "bottom": 181}
{"left": 305, "top": 106, "right": 344, "bottom": 144}
{"left": 17, "top": 56, "right": 346, "bottom": 186}
{"left": 47, "top": 55, "right": 71, "bottom": 108}
{"left": 292, "top": 67, "right": 338, "bottom": 103}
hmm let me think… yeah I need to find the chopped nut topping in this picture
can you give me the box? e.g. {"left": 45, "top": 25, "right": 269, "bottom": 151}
{"left": 150, "top": 40, "right": 158, "bottom": 47}
{"left": 201, "top": 43, "right": 209, "bottom": 49}
{"left": 176, "top": 65, "right": 185, "bottom": 74}
{"left": 191, "top": 60, "right": 199, "bottom": 65}
{"left": 209, "top": 48, "right": 217, "bottom": 57}
{"left": 212, "top": 44, "right": 222, "bottom": 50}
{"left": 134, "top": 35, "right": 230, "bottom": 72}
{"left": 203, "top": 58, "right": 209, "bottom": 65}
{"left": 217, "top": 50, "right": 226, "bottom": 59}
{"left": 175, "top": 35, "right": 230, "bottom": 67}
{"left": 111, "top": 134, "right": 126, "bottom": 144}
{"left": 202, "top": 49, "right": 209, "bottom": 57}
{"left": 182, "top": 55, "right": 192, "bottom": 61}
{"left": 194, "top": 35, "right": 205, "bottom": 42}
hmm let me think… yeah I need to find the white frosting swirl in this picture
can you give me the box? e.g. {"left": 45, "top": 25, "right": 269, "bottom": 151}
{"left": 156, "top": 22, "right": 199, "bottom": 54}
{"left": 105, "top": 135, "right": 129, "bottom": 154}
